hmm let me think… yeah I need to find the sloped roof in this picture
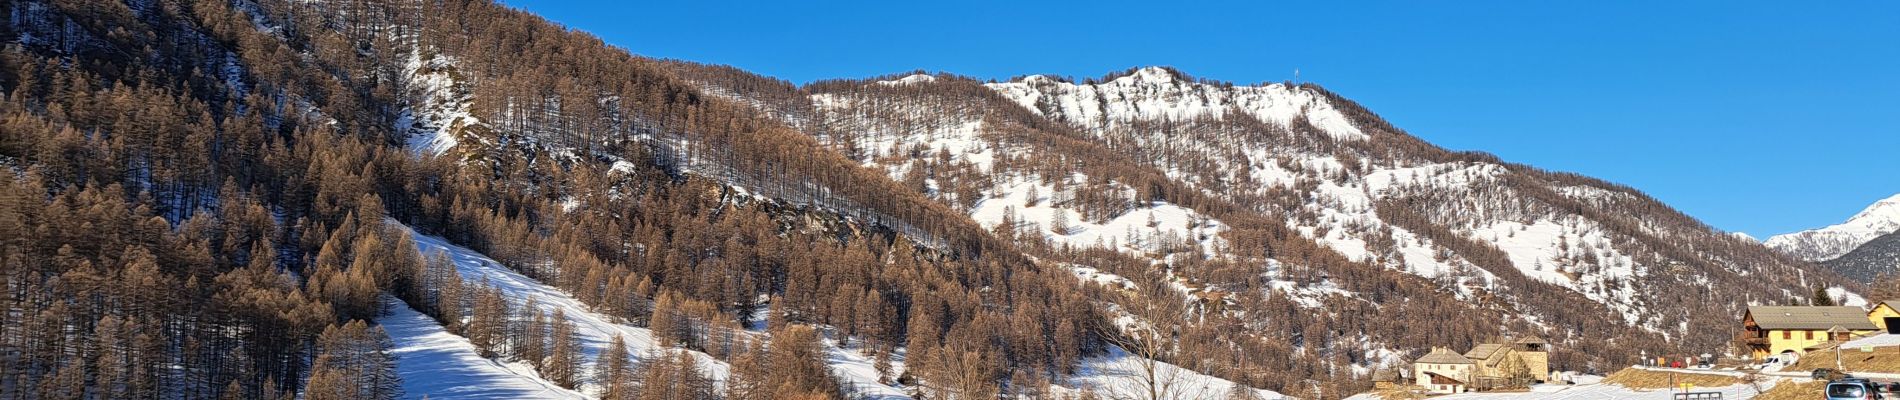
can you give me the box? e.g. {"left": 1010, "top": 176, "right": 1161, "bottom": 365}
{"left": 1881, "top": 301, "right": 1900, "bottom": 312}
{"left": 1372, "top": 369, "right": 1398, "bottom": 382}
{"left": 1419, "top": 347, "right": 1474, "bottom": 364}
{"left": 1464, "top": 343, "right": 1507, "bottom": 360}
{"left": 1426, "top": 372, "right": 1466, "bottom": 385}
{"left": 1747, "top": 306, "right": 1879, "bottom": 330}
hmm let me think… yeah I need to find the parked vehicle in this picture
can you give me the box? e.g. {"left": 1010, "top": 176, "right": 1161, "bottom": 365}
{"left": 1827, "top": 378, "right": 1884, "bottom": 400}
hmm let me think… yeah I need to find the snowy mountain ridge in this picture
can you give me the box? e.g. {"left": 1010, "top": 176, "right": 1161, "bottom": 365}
{"left": 985, "top": 66, "right": 1367, "bottom": 141}
{"left": 676, "top": 63, "right": 1848, "bottom": 386}
{"left": 978, "top": 67, "right": 1669, "bottom": 327}
{"left": 1766, "top": 193, "right": 1900, "bottom": 261}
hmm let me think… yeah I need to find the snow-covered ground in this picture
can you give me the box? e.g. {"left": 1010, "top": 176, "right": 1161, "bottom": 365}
{"left": 391, "top": 221, "right": 1283, "bottom": 399}
{"left": 823, "top": 339, "right": 909, "bottom": 399}
{"left": 384, "top": 298, "right": 588, "bottom": 399}
{"left": 968, "top": 175, "right": 1228, "bottom": 256}
{"left": 396, "top": 223, "right": 918, "bottom": 398}
{"left": 1843, "top": 333, "right": 1900, "bottom": 349}
{"left": 1060, "top": 346, "right": 1287, "bottom": 399}
{"left": 401, "top": 224, "right": 731, "bottom": 395}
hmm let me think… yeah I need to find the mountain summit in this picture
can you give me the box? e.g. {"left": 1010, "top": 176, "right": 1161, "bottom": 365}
{"left": 1767, "top": 193, "right": 1900, "bottom": 261}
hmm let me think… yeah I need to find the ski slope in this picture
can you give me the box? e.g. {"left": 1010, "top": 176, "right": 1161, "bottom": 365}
{"left": 383, "top": 298, "right": 588, "bottom": 399}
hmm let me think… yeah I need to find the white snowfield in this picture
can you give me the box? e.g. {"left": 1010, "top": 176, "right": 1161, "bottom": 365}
{"left": 387, "top": 222, "right": 1282, "bottom": 399}
{"left": 1767, "top": 193, "right": 1900, "bottom": 261}
{"left": 396, "top": 224, "right": 734, "bottom": 397}
{"left": 1061, "top": 346, "right": 1288, "bottom": 400}
{"left": 1843, "top": 332, "right": 1900, "bottom": 349}
{"left": 392, "top": 223, "right": 922, "bottom": 399}
{"left": 383, "top": 298, "right": 588, "bottom": 399}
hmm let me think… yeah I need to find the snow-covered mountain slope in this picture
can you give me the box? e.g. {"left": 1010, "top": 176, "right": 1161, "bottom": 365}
{"left": 977, "top": 67, "right": 1824, "bottom": 333}
{"left": 1823, "top": 230, "right": 1900, "bottom": 281}
{"left": 1767, "top": 193, "right": 1900, "bottom": 261}
{"left": 396, "top": 221, "right": 1271, "bottom": 399}
{"left": 399, "top": 224, "right": 740, "bottom": 395}
{"left": 384, "top": 299, "right": 589, "bottom": 399}
{"left": 987, "top": 67, "right": 1366, "bottom": 141}
{"left": 683, "top": 64, "right": 1846, "bottom": 387}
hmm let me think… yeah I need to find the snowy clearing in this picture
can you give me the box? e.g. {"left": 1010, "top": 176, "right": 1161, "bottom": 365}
{"left": 383, "top": 298, "right": 588, "bottom": 399}
{"left": 402, "top": 224, "right": 731, "bottom": 393}
{"left": 1060, "top": 346, "right": 1288, "bottom": 399}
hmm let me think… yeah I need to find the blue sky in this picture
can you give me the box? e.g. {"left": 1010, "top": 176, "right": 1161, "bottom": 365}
{"left": 501, "top": 0, "right": 1898, "bottom": 236}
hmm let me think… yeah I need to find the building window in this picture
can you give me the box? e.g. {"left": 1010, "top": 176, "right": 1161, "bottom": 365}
{"left": 1783, "top": 330, "right": 1791, "bottom": 340}
{"left": 1806, "top": 331, "right": 1814, "bottom": 340}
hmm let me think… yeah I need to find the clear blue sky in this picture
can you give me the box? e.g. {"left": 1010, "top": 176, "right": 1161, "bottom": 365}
{"left": 501, "top": 0, "right": 1898, "bottom": 237}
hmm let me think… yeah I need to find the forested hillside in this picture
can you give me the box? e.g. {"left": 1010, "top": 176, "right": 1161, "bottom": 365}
{"left": 675, "top": 64, "right": 1857, "bottom": 395}
{"left": 0, "top": 0, "right": 1853, "bottom": 399}
{"left": 1825, "top": 231, "right": 1900, "bottom": 282}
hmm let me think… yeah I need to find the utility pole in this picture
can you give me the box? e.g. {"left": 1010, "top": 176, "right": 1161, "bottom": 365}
{"left": 1831, "top": 325, "right": 1850, "bottom": 371}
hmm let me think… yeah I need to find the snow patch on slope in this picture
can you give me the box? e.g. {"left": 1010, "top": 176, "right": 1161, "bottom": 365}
{"left": 399, "top": 53, "right": 480, "bottom": 156}
{"left": 1059, "top": 346, "right": 1288, "bottom": 399}
{"left": 970, "top": 175, "right": 1227, "bottom": 255}
{"left": 384, "top": 299, "right": 589, "bottom": 399}
{"left": 398, "top": 223, "right": 918, "bottom": 398}
{"left": 1466, "top": 217, "right": 1645, "bottom": 325}
{"left": 400, "top": 224, "right": 734, "bottom": 392}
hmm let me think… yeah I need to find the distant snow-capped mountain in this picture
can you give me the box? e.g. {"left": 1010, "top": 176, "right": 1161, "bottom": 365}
{"left": 1766, "top": 193, "right": 1900, "bottom": 261}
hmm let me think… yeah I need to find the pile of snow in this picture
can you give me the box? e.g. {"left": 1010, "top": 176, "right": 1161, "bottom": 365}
{"left": 1767, "top": 193, "right": 1900, "bottom": 261}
